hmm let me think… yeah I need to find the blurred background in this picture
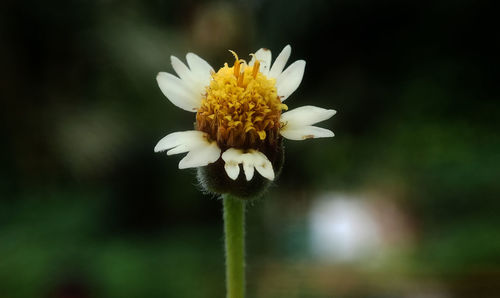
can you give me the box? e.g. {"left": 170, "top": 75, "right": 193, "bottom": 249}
{"left": 1, "top": 0, "right": 499, "bottom": 297}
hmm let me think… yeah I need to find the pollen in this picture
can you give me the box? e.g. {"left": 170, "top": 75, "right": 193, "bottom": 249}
{"left": 196, "top": 51, "right": 287, "bottom": 150}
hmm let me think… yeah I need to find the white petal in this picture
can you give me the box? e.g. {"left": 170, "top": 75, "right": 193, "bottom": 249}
{"left": 281, "top": 106, "right": 336, "bottom": 128}
{"left": 178, "top": 141, "right": 221, "bottom": 169}
{"left": 222, "top": 148, "right": 244, "bottom": 163}
{"left": 166, "top": 143, "right": 192, "bottom": 155}
{"left": 186, "top": 53, "right": 214, "bottom": 87}
{"left": 280, "top": 106, "right": 336, "bottom": 141}
{"left": 171, "top": 56, "right": 210, "bottom": 98}
{"left": 222, "top": 148, "right": 244, "bottom": 180}
{"left": 253, "top": 151, "right": 275, "bottom": 181}
{"left": 171, "top": 56, "right": 196, "bottom": 84}
{"left": 249, "top": 48, "right": 272, "bottom": 76}
{"left": 242, "top": 163, "right": 255, "bottom": 181}
{"left": 240, "top": 153, "right": 256, "bottom": 181}
{"left": 154, "top": 131, "right": 205, "bottom": 153}
{"left": 156, "top": 72, "right": 201, "bottom": 112}
{"left": 268, "top": 45, "right": 291, "bottom": 79}
{"left": 224, "top": 163, "right": 240, "bottom": 180}
{"left": 155, "top": 131, "right": 221, "bottom": 169}
{"left": 276, "top": 60, "right": 306, "bottom": 101}
{"left": 221, "top": 148, "right": 274, "bottom": 181}
{"left": 280, "top": 126, "right": 334, "bottom": 141}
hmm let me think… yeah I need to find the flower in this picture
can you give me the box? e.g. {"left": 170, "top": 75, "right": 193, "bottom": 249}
{"left": 155, "top": 45, "right": 336, "bottom": 198}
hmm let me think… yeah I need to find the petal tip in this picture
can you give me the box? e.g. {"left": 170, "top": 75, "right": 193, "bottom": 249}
{"left": 224, "top": 164, "right": 240, "bottom": 180}
{"left": 153, "top": 142, "right": 165, "bottom": 153}
{"left": 185, "top": 52, "right": 197, "bottom": 60}
{"left": 170, "top": 55, "right": 180, "bottom": 64}
{"left": 326, "top": 109, "right": 337, "bottom": 119}
{"left": 320, "top": 130, "right": 335, "bottom": 138}
{"left": 156, "top": 72, "right": 169, "bottom": 81}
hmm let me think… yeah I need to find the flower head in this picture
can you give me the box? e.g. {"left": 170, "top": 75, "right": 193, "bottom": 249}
{"left": 197, "top": 50, "right": 287, "bottom": 151}
{"left": 155, "top": 45, "right": 336, "bottom": 198}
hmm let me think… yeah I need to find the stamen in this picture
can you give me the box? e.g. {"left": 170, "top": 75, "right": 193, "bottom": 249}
{"left": 229, "top": 50, "right": 239, "bottom": 61}
{"left": 252, "top": 60, "right": 260, "bottom": 78}
{"left": 229, "top": 50, "right": 240, "bottom": 78}
{"left": 234, "top": 60, "right": 240, "bottom": 78}
{"left": 237, "top": 71, "right": 245, "bottom": 87}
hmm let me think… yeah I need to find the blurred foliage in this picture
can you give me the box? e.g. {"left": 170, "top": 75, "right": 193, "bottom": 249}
{"left": 1, "top": 0, "right": 499, "bottom": 297}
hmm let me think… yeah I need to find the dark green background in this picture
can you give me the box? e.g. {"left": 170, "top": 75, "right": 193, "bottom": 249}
{"left": 1, "top": 0, "right": 499, "bottom": 297}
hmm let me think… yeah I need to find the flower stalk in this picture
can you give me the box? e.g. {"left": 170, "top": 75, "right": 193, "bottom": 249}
{"left": 223, "top": 195, "right": 246, "bottom": 298}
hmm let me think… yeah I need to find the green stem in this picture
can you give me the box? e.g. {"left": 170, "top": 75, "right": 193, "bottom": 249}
{"left": 223, "top": 195, "right": 245, "bottom": 298}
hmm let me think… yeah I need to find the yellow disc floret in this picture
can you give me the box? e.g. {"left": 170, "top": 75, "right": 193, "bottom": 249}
{"left": 196, "top": 51, "right": 287, "bottom": 150}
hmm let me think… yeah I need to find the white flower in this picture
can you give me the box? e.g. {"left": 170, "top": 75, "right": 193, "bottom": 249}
{"left": 155, "top": 45, "right": 336, "bottom": 182}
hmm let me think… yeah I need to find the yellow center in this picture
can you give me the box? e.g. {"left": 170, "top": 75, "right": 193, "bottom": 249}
{"left": 196, "top": 51, "right": 287, "bottom": 150}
